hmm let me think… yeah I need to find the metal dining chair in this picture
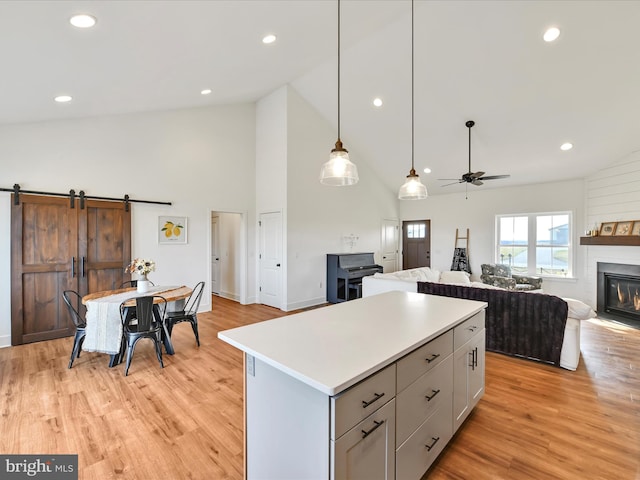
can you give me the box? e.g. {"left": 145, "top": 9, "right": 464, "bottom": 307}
{"left": 62, "top": 290, "right": 87, "bottom": 369}
{"left": 120, "top": 295, "right": 167, "bottom": 376}
{"left": 165, "top": 281, "right": 205, "bottom": 347}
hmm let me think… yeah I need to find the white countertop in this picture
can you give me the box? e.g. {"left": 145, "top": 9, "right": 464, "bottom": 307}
{"left": 218, "top": 291, "right": 486, "bottom": 396}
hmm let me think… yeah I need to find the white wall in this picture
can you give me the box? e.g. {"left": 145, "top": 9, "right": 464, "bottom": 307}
{"left": 286, "top": 87, "right": 400, "bottom": 310}
{"left": 399, "top": 179, "right": 588, "bottom": 302}
{"left": 256, "top": 87, "right": 288, "bottom": 308}
{"left": 256, "top": 85, "right": 401, "bottom": 311}
{"left": 0, "top": 104, "right": 256, "bottom": 347}
{"left": 582, "top": 150, "right": 640, "bottom": 306}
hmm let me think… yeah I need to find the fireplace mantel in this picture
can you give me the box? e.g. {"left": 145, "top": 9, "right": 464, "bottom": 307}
{"left": 580, "top": 236, "right": 640, "bottom": 246}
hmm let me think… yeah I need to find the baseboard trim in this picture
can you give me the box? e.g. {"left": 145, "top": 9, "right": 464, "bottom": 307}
{"left": 286, "top": 297, "right": 327, "bottom": 312}
{"left": 0, "top": 335, "right": 11, "bottom": 348}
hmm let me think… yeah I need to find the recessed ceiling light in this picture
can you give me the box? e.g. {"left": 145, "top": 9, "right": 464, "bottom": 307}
{"left": 560, "top": 142, "right": 573, "bottom": 151}
{"left": 373, "top": 98, "right": 383, "bottom": 107}
{"left": 69, "top": 14, "right": 97, "bottom": 28}
{"left": 423, "top": 167, "right": 432, "bottom": 174}
{"left": 201, "top": 89, "right": 212, "bottom": 95}
{"left": 262, "top": 34, "right": 277, "bottom": 44}
{"left": 543, "top": 26, "right": 560, "bottom": 42}
{"left": 54, "top": 95, "right": 72, "bottom": 103}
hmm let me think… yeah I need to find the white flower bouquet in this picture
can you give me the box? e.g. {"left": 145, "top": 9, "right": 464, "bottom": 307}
{"left": 125, "top": 258, "right": 156, "bottom": 277}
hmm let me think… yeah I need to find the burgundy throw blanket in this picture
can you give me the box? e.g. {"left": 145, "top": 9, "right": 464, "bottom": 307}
{"left": 417, "top": 281, "right": 569, "bottom": 367}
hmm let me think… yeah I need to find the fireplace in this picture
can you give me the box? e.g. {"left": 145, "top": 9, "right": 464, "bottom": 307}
{"left": 597, "top": 262, "right": 640, "bottom": 326}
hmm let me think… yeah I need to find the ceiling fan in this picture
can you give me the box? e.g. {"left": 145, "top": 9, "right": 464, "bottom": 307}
{"left": 440, "top": 120, "right": 510, "bottom": 187}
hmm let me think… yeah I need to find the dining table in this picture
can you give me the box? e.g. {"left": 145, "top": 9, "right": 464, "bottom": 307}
{"left": 81, "top": 285, "right": 192, "bottom": 367}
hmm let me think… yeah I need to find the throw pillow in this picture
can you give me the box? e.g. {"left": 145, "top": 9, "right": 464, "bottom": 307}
{"left": 562, "top": 298, "right": 596, "bottom": 320}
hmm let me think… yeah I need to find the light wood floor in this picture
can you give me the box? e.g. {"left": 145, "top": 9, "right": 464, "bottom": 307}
{"left": 1, "top": 296, "right": 638, "bottom": 479}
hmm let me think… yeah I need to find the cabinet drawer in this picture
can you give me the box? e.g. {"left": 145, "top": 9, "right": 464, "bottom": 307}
{"left": 331, "top": 364, "right": 396, "bottom": 440}
{"left": 396, "top": 354, "right": 453, "bottom": 445}
{"left": 396, "top": 394, "right": 453, "bottom": 480}
{"left": 397, "top": 330, "right": 453, "bottom": 392}
{"left": 331, "top": 399, "right": 396, "bottom": 480}
{"left": 454, "top": 311, "right": 485, "bottom": 350}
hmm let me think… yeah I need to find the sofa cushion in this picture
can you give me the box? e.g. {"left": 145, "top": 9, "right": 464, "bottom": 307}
{"left": 439, "top": 270, "right": 471, "bottom": 285}
{"left": 375, "top": 267, "right": 440, "bottom": 283}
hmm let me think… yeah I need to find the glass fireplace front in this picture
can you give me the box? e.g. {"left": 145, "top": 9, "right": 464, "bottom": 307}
{"left": 604, "top": 274, "right": 640, "bottom": 320}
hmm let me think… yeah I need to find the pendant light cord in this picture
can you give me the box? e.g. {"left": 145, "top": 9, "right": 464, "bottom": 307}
{"left": 337, "top": 0, "right": 341, "bottom": 140}
{"left": 411, "top": 0, "right": 414, "bottom": 172}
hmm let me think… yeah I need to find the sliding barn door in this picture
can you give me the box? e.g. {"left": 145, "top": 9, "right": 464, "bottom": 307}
{"left": 79, "top": 199, "right": 131, "bottom": 295}
{"left": 11, "top": 195, "right": 78, "bottom": 344}
{"left": 11, "top": 194, "right": 131, "bottom": 345}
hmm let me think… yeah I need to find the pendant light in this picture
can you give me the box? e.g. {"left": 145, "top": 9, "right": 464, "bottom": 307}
{"left": 398, "top": 0, "right": 427, "bottom": 200}
{"left": 320, "top": 0, "right": 359, "bottom": 186}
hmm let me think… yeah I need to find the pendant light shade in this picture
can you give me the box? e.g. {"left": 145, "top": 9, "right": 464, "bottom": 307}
{"left": 398, "top": 0, "right": 427, "bottom": 200}
{"left": 320, "top": 139, "right": 359, "bottom": 186}
{"left": 320, "top": 0, "right": 359, "bottom": 186}
{"left": 398, "top": 168, "right": 428, "bottom": 200}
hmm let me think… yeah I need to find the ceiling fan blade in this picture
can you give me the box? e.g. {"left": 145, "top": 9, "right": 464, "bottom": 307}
{"left": 440, "top": 180, "right": 463, "bottom": 187}
{"left": 472, "top": 179, "right": 484, "bottom": 186}
{"left": 478, "top": 174, "right": 510, "bottom": 181}
{"left": 470, "top": 171, "right": 485, "bottom": 178}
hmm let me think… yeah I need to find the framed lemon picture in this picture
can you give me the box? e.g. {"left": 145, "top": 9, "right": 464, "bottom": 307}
{"left": 159, "top": 216, "right": 187, "bottom": 244}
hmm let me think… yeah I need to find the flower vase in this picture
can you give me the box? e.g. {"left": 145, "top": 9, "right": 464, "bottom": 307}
{"left": 137, "top": 276, "right": 151, "bottom": 293}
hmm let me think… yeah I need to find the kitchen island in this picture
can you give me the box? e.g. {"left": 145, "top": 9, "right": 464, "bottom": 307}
{"left": 218, "top": 290, "right": 487, "bottom": 480}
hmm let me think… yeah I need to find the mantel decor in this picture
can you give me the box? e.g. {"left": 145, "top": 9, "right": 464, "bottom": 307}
{"left": 600, "top": 222, "right": 616, "bottom": 236}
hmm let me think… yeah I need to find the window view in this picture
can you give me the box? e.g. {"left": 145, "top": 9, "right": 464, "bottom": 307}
{"left": 497, "top": 213, "right": 571, "bottom": 276}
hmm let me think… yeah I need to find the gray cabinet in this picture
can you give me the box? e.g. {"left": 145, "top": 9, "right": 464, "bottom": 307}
{"left": 236, "top": 305, "right": 486, "bottom": 480}
{"left": 332, "top": 399, "right": 396, "bottom": 480}
{"left": 453, "top": 315, "right": 486, "bottom": 432}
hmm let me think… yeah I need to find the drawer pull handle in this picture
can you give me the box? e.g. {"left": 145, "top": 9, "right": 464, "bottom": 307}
{"left": 467, "top": 325, "right": 477, "bottom": 332}
{"left": 361, "top": 420, "right": 384, "bottom": 439}
{"left": 425, "top": 436, "right": 440, "bottom": 451}
{"left": 425, "top": 389, "right": 440, "bottom": 401}
{"left": 425, "top": 353, "right": 440, "bottom": 363}
{"left": 362, "top": 392, "right": 385, "bottom": 408}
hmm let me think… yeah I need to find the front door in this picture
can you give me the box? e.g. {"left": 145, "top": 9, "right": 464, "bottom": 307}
{"left": 402, "top": 220, "right": 431, "bottom": 270}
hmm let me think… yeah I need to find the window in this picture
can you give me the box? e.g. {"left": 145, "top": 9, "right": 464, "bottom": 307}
{"left": 496, "top": 212, "right": 572, "bottom": 277}
{"left": 407, "top": 223, "right": 426, "bottom": 238}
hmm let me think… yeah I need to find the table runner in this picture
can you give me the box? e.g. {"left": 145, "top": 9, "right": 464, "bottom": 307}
{"left": 83, "top": 286, "right": 180, "bottom": 355}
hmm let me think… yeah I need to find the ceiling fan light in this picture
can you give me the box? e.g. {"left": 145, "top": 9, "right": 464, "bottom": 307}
{"left": 320, "top": 141, "right": 359, "bottom": 186}
{"left": 398, "top": 170, "right": 428, "bottom": 200}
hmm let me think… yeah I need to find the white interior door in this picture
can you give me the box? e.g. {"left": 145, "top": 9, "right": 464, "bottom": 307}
{"left": 211, "top": 215, "right": 220, "bottom": 294}
{"left": 259, "top": 211, "right": 282, "bottom": 309}
{"left": 381, "top": 219, "right": 399, "bottom": 273}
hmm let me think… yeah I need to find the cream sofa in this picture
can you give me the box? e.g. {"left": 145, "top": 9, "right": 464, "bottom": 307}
{"left": 362, "top": 267, "right": 595, "bottom": 371}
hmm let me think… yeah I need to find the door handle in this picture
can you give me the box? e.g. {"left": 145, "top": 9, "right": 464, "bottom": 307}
{"left": 71, "top": 257, "right": 76, "bottom": 277}
{"left": 276, "top": 264, "right": 281, "bottom": 267}
{"left": 81, "top": 256, "right": 86, "bottom": 277}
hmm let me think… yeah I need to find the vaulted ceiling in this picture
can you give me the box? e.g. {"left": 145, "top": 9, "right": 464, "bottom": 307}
{"left": 2, "top": 1, "right": 639, "bottom": 195}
